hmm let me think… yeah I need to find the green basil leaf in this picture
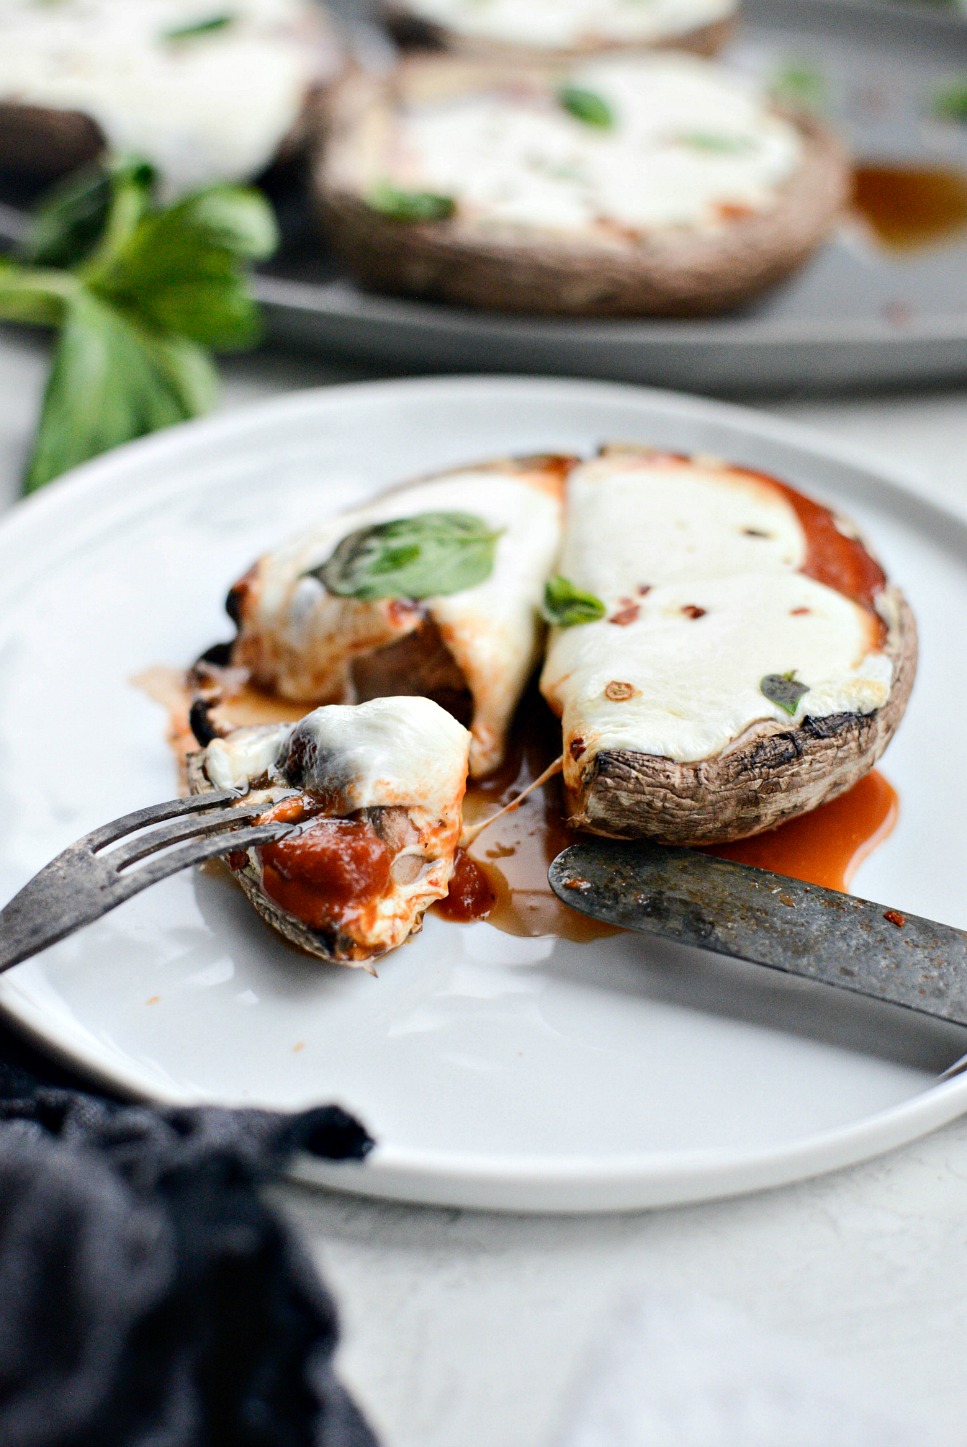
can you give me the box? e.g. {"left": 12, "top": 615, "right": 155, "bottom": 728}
{"left": 770, "top": 63, "right": 828, "bottom": 113}
{"left": 557, "top": 86, "right": 615, "bottom": 130}
{"left": 24, "top": 291, "right": 216, "bottom": 492}
{"left": 676, "top": 132, "right": 755, "bottom": 153}
{"left": 760, "top": 671, "right": 809, "bottom": 716}
{"left": 88, "top": 186, "right": 277, "bottom": 349}
{"left": 933, "top": 80, "right": 967, "bottom": 123}
{"left": 0, "top": 259, "right": 74, "bottom": 326}
{"left": 368, "top": 183, "right": 456, "bottom": 222}
{"left": 163, "top": 12, "right": 236, "bottom": 40}
{"left": 26, "top": 156, "right": 157, "bottom": 269}
{"left": 312, "top": 512, "right": 501, "bottom": 600}
{"left": 541, "top": 576, "right": 607, "bottom": 628}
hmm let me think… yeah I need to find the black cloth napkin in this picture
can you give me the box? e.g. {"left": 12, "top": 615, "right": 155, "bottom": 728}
{"left": 0, "top": 1017, "right": 380, "bottom": 1447}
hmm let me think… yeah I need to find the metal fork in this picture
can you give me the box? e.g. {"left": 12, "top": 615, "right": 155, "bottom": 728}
{"left": 0, "top": 792, "right": 294, "bottom": 973}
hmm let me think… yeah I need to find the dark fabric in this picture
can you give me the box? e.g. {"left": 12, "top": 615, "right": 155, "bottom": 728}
{"left": 0, "top": 1017, "right": 379, "bottom": 1447}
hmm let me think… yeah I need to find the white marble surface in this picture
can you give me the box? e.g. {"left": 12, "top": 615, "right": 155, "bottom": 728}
{"left": 2, "top": 324, "right": 967, "bottom": 1447}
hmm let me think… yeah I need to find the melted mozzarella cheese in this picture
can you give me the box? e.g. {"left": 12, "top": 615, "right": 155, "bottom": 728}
{"left": 540, "top": 456, "right": 893, "bottom": 774}
{"left": 391, "top": 55, "right": 802, "bottom": 235}
{"left": 236, "top": 463, "right": 564, "bottom": 776}
{"left": 0, "top": 0, "right": 340, "bottom": 192}
{"left": 400, "top": 0, "right": 735, "bottom": 48}
{"left": 203, "top": 695, "right": 471, "bottom": 819}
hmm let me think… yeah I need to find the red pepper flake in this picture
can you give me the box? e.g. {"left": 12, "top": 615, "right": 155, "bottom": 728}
{"left": 610, "top": 604, "right": 640, "bottom": 627}
{"left": 637, "top": 584, "right": 652, "bottom": 596}
{"left": 605, "top": 680, "right": 637, "bottom": 702}
{"left": 743, "top": 528, "right": 770, "bottom": 538}
{"left": 884, "top": 909, "right": 906, "bottom": 928}
{"left": 569, "top": 736, "right": 586, "bottom": 761}
{"left": 790, "top": 607, "right": 811, "bottom": 616}
{"left": 717, "top": 201, "right": 756, "bottom": 221}
{"left": 681, "top": 605, "right": 706, "bottom": 620}
{"left": 564, "top": 878, "right": 592, "bottom": 892}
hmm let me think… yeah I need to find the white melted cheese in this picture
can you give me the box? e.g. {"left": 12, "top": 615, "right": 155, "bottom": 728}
{"left": 242, "top": 464, "right": 564, "bottom": 776}
{"left": 0, "top": 0, "right": 340, "bottom": 192}
{"left": 401, "top": 0, "right": 735, "bottom": 49}
{"left": 203, "top": 695, "right": 471, "bottom": 818}
{"left": 391, "top": 55, "right": 802, "bottom": 234}
{"left": 540, "top": 456, "right": 893, "bottom": 774}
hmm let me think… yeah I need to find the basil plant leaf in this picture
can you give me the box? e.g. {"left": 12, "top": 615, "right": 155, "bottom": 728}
{"left": 26, "top": 155, "right": 157, "bottom": 269}
{"left": 90, "top": 186, "right": 277, "bottom": 350}
{"left": 760, "top": 671, "right": 809, "bottom": 716}
{"left": 557, "top": 86, "right": 615, "bottom": 130}
{"left": 312, "top": 512, "right": 502, "bottom": 601}
{"left": 542, "top": 576, "right": 607, "bottom": 628}
{"left": 24, "top": 290, "right": 217, "bottom": 493}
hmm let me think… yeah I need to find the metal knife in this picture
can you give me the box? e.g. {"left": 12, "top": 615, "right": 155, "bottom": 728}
{"left": 548, "top": 839, "right": 967, "bottom": 1029}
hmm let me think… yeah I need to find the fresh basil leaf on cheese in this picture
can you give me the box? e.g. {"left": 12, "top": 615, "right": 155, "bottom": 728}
{"left": 542, "top": 576, "right": 607, "bottom": 628}
{"left": 312, "top": 512, "right": 502, "bottom": 600}
{"left": 760, "top": 671, "right": 809, "bottom": 716}
{"left": 677, "top": 132, "right": 755, "bottom": 153}
{"left": 557, "top": 86, "right": 615, "bottom": 130}
{"left": 770, "top": 63, "right": 828, "bottom": 114}
{"left": 368, "top": 183, "right": 457, "bottom": 222}
{"left": 163, "top": 13, "right": 236, "bottom": 41}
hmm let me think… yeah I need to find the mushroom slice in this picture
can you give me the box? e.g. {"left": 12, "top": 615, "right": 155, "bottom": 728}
{"left": 225, "top": 455, "right": 570, "bottom": 777}
{"left": 539, "top": 446, "right": 917, "bottom": 844}
{"left": 188, "top": 696, "right": 471, "bottom": 966}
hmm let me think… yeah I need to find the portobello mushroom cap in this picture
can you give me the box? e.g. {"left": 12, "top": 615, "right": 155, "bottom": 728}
{"left": 382, "top": 3, "right": 735, "bottom": 62}
{"left": 315, "top": 56, "right": 851, "bottom": 318}
{"left": 565, "top": 590, "right": 916, "bottom": 846}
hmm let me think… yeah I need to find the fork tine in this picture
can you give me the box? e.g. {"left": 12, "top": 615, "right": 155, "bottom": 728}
{"left": 109, "top": 802, "right": 270, "bottom": 871}
{"left": 112, "top": 821, "right": 293, "bottom": 904}
{"left": 80, "top": 790, "right": 245, "bottom": 852}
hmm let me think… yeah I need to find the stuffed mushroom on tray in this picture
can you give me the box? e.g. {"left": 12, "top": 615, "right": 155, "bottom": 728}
{"left": 316, "top": 52, "right": 849, "bottom": 318}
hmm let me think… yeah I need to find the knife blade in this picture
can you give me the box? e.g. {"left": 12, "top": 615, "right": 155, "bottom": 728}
{"left": 548, "top": 839, "right": 967, "bottom": 1029}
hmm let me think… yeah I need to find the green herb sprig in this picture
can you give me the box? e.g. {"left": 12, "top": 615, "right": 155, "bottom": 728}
{"left": 368, "top": 182, "right": 456, "bottom": 222}
{"left": 542, "top": 576, "right": 607, "bottom": 628}
{"left": 163, "top": 13, "right": 237, "bottom": 42}
{"left": 0, "top": 156, "right": 278, "bottom": 492}
{"left": 760, "top": 670, "right": 809, "bottom": 716}
{"left": 769, "top": 63, "right": 828, "bottom": 114}
{"left": 311, "top": 512, "right": 502, "bottom": 601}
{"left": 557, "top": 86, "right": 615, "bottom": 130}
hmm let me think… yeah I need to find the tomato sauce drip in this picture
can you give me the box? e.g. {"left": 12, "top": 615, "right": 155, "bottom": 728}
{"left": 767, "top": 479, "right": 887, "bottom": 613}
{"left": 260, "top": 814, "right": 391, "bottom": 932}
{"left": 434, "top": 848, "right": 496, "bottom": 922}
{"left": 852, "top": 164, "right": 967, "bottom": 252}
{"left": 445, "top": 691, "right": 616, "bottom": 942}
{"left": 704, "top": 770, "right": 898, "bottom": 893}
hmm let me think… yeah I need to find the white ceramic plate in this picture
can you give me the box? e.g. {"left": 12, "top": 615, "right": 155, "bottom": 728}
{"left": 1, "top": 376, "right": 966, "bottom": 1213}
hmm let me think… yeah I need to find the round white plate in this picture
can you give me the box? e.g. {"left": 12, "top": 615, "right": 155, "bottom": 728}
{"left": 1, "top": 376, "right": 966, "bottom": 1213}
